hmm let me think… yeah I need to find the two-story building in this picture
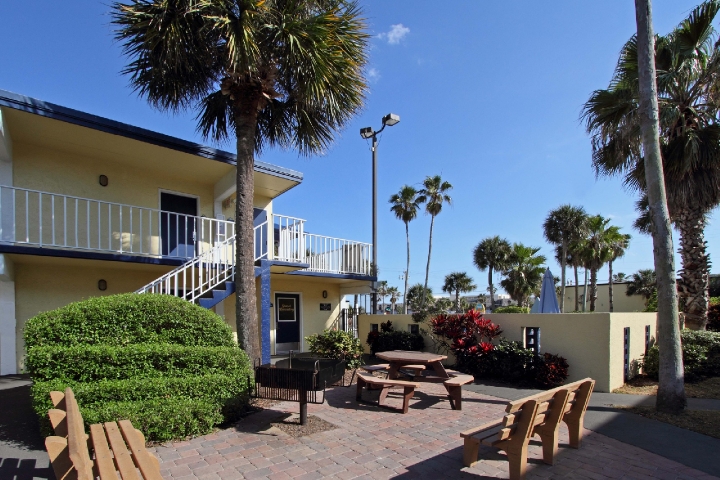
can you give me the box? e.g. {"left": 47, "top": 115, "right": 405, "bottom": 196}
{"left": 0, "top": 89, "right": 373, "bottom": 374}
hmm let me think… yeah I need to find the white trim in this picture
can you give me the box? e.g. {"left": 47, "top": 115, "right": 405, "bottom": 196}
{"left": 273, "top": 291, "right": 303, "bottom": 354}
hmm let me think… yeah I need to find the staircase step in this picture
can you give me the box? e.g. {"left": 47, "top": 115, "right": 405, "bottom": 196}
{"left": 198, "top": 282, "right": 236, "bottom": 309}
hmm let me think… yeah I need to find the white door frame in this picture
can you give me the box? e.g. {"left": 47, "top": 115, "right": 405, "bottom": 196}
{"left": 273, "top": 291, "right": 304, "bottom": 354}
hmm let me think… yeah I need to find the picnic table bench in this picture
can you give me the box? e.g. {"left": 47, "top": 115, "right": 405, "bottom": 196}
{"left": 356, "top": 372, "right": 420, "bottom": 413}
{"left": 45, "top": 387, "right": 163, "bottom": 480}
{"left": 460, "top": 378, "right": 595, "bottom": 479}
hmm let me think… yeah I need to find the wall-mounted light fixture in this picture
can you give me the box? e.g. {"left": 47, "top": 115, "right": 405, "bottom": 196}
{"left": 99, "top": 175, "right": 109, "bottom": 187}
{"left": 322, "top": 290, "right": 328, "bottom": 299}
{"left": 98, "top": 279, "right": 107, "bottom": 291}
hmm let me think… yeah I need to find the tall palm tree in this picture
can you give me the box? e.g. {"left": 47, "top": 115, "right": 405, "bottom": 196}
{"left": 406, "top": 283, "right": 434, "bottom": 312}
{"left": 441, "top": 272, "right": 476, "bottom": 312}
{"left": 543, "top": 205, "right": 588, "bottom": 313}
{"left": 500, "top": 244, "right": 547, "bottom": 307}
{"left": 390, "top": 185, "right": 422, "bottom": 314}
{"left": 473, "top": 236, "right": 512, "bottom": 310}
{"left": 627, "top": 269, "right": 658, "bottom": 307}
{"left": 376, "top": 281, "right": 388, "bottom": 313}
{"left": 113, "top": 0, "right": 368, "bottom": 361}
{"left": 417, "top": 175, "right": 453, "bottom": 308}
{"left": 582, "top": 0, "right": 720, "bottom": 330}
{"left": 554, "top": 243, "right": 584, "bottom": 312}
{"left": 607, "top": 231, "right": 631, "bottom": 312}
{"left": 387, "top": 286, "right": 400, "bottom": 314}
{"left": 575, "top": 215, "right": 615, "bottom": 312}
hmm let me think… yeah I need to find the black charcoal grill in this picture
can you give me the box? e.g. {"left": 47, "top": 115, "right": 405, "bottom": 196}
{"left": 253, "top": 354, "right": 347, "bottom": 424}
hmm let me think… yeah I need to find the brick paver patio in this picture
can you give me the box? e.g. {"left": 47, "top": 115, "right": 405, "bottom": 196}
{"left": 150, "top": 381, "right": 717, "bottom": 479}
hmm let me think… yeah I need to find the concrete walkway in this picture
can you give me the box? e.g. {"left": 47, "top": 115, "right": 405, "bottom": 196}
{"left": 466, "top": 381, "right": 720, "bottom": 477}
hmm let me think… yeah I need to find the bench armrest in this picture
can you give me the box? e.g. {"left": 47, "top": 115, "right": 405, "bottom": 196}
{"left": 460, "top": 420, "right": 502, "bottom": 438}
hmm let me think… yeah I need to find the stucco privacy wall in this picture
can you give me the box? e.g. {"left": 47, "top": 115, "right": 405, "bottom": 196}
{"left": 358, "top": 312, "right": 657, "bottom": 392}
{"left": 560, "top": 283, "right": 646, "bottom": 313}
{"left": 13, "top": 258, "right": 172, "bottom": 371}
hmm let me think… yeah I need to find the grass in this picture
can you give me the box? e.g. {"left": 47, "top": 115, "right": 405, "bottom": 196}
{"left": 613, "top": 375, "right": 720, "bottom": 399}
{"left": 622, "top": 407, "right": 720, "bottom": 439}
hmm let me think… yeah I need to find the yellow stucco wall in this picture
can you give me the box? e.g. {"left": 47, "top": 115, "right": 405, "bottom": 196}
{"left": 357, "top": 312, "right": 658, "bottom": 392}
{"left": 561, "top": 283, "right": 647, "bottom": 313}
{"left": 13, "top": 257, "right": 172, "bottom": 370}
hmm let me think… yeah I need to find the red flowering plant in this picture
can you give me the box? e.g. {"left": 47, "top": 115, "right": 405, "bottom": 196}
{"left": 430, "top": 310, "right": 502, "bottom": 374}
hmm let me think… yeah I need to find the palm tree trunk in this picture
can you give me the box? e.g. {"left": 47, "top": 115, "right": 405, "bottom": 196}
{"left": 589, "top": 268, "right": 598, "bottom": 312}
{"left": 455, "top": 290, "right": 460, "bottom": 312}
{"left": 583, "top": 268, "right": 589, "bottom": 312}
{"left": 404, "top": 221, "right": 410, "bottom": 315}
{"left": 609, "top": 259, "right": 614, "bottom": 313}
{"left": 488, "top": 268, "right": 495, "bottom": 311}
{"left": 675, "top": 206, "right": 710, "bottom": 330}
{"left": 421, "top": 215, "right": 435, "bottom": 309}
{"left": 574, "top": 265, "right": 580, "bottom": 312}
{"left": 560, "top": 242, "right": 567, "bottom": 312}
{"left": 234, "top": 109, "right": 261, "bottom": 362}
{"left": 635, "top": 0, "right": 685, "bottom": 413}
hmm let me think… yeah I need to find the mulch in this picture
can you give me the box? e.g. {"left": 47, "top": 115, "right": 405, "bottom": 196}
{"left": 622, "top": 406, "right": 720, "bottom": 439}
{"left": 269, "top": 413, "right": 339, "bottom": 438}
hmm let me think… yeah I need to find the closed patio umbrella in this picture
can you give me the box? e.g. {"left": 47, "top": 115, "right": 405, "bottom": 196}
{"left": 533, "top": 268, "right": 560, "bottom": 313}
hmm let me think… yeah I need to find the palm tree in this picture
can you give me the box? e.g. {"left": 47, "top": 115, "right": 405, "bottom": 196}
{"left": 543, "top": 205, "right": 589, "bottom": 313}
{"left": 112, "top": 0, "right": 368, "bottom": 361}
{"left": 582, "top": 1, "right": 720, "bottom": 330}
{"left": 441, "top": 272, "right": 476, "bottom": 312}
{"left": 613, "top": 272, "right": 628, "bottom": 283}
{"left": 406, "top": 283, "right": 434, "bottom": 312}
{"left": 607, "top": 231, "right": 631, "bottom": 312}
{"left": 554, "top": 243, "right": 584, "bottom": 312}
{"left": 390, "top": 185, "right": 422, "bottom": 314}
{"left": 626, "top": 269, "right": 658, "bottom": 307}
{"left": 417, "top": 175, "right": 453, "bottom": 309}
{"left": 376, "top": 281, "right": 389, "bottom": 314}
{"left": 473, "top": 236, "right": 512, "bottom": 310}
{"left": 387, "top": 286, "right": 400, "bottom": 314}
{"left": 500, "top": 244, "right": 547, "bottom": 307}
{"left": 575, "top": 215, "right": 615, "bottom": 312}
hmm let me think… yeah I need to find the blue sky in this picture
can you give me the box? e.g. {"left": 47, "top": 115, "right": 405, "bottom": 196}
{"left": 0, "top": 1, "right": 714, "bottom": 298}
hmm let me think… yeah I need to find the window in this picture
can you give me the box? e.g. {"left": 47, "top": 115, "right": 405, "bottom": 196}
{"left": 371, "top": 324, "right": 379, "bottom": 332}
{"left": 524, "top": 327, "right": 541, "bottom": 355}
{"left": 408, "top": 324, "right": 420, "bottom": 335}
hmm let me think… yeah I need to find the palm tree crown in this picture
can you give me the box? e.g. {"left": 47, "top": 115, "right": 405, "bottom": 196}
{"left": 627, "top": 269, "right": 658, "bottom": 305}
{"left": 112, "top": 0, "right": 369, "bottom": 360}
{"left": 500, "top": 243, "right": 547, "bottom": 308}
{"left": 390, "top": 185, "right": 422, "bottom": 314}
{"left": 473, "top": 236, "right": 512, "bottom": 310}
{"left": 543, "top": 205, "right": 588, "bottom": 312}
{"left": 441, "top": 272, "right": 476, "bottom": 312}
{"left": 581, "top": 0, "right": 720, "bottom": 328}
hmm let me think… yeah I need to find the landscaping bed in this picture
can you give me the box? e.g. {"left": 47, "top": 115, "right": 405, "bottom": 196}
{"left": 621, "top": 406, "right": 720, "bottom": 439}
{"left": 614, "top": 376, "right": 720, "bottom": 399}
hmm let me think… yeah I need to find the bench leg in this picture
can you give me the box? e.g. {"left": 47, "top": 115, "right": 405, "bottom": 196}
{"left": 566, "top": 419, "right": 583, "bottom": 448}
{"left": 537, "top": 429, "right": 559, "bottom": 465}
{"left": 378, "top": 386, "right": 390, "bottom": 407}
{"left": 506, "top": 447, "right": 528, "bottom": 480}
{"left": 356, "top": 376, "right": 366, "bottom": 401}
{"left": 401, "top": 386, "right": 415, "bottom": 414}
{"left": 463, "top": 437, "right": 480, "bottom": 467}
{"left": 446, "top": 385, "right": 462, "bottom": 410}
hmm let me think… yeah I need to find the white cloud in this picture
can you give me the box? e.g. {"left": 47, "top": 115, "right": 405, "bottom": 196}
{"left": 378, "top": 24, "right": 410, "bottom": 45}
{"left": 367, "top": 67, "right": 381, "bottom": 82}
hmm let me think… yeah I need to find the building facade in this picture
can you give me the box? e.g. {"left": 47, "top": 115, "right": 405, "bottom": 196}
{"left": 0, "top": 90, "right": 373, "bottom": 374}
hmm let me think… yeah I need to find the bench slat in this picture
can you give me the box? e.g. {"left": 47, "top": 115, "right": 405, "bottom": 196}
{"left": 444, "top": 375, "right": 474, "bottom": 386}
{"left": 64, "top": 388, "right": 94, "bottom": 480}
{"left": 505, "top": 378, "right": 592, "bottom": 413}
{"left": 361, "top": 364, "right": 390, "bottom": 372}
{"left": 90, "top": 424, "right": 118, "bottom": 480}
{"left": 357, "top": 373, "right": 420, "bottom": 387}
{"left": 105, "top": 422, "right": 141, "bottom": 480}
{"left": 119, "top": 420, "right": 163, "bottom": 480}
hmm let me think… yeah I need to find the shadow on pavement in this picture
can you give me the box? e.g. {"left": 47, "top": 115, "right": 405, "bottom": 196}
{"left": 0, "top": 458, "right": 54, "bottom": 480}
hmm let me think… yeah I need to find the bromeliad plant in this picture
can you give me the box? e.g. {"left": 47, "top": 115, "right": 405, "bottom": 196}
{"left": 430, "top": 310, "right": 502, "bottom": 373}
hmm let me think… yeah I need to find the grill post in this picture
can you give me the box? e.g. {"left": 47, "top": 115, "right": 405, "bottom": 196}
{"left": 299, "top": 389, "right": 308, "bottom": 425}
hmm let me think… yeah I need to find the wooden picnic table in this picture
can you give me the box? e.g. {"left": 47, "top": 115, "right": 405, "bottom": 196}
{"left": 375, "top": 351, "right": 449, "bottom": 381}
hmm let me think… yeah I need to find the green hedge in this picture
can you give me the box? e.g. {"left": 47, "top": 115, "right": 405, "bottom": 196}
{"left": 24, "top": 294, "right": 252, "bottom": 442}
{"left": 27, "top": 344, "right": 250, "bottom": 382}
{"left": 492, "top": 306, "right": 529, "bottom": 314}
{"left": 368, "top": 331, "right": 425, "bottom": 354}
{"left": 24, "top": 294, "right": 236, "bottom": 349}
{"left": 643, "top": 330, "right": 720, "bottom": 380}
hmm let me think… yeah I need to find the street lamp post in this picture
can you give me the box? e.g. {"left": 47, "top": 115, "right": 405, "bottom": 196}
{"left": 360, "top": 113, "right": 400, "bottom": 315}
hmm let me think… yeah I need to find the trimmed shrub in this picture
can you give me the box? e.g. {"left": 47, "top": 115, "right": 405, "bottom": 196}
{"left": 305, "top": 329, "right": 363, "bottom": 369}
{"left": 24, "top": 294, "right": 251, "bottom": 442}
{"left": 24, "top": 293, "right": 235, "bottom": 349}
{"left": 478, "top": 338, "right": 537, "bottom": 382}
{"left": 642, "top": 330, "right": 720, "bottom": 381}
{"left": 369, "top": 331, "right": 424, "bottom": 354}
{"left": 492, "top": 306, "right": 529, "bottom": 314}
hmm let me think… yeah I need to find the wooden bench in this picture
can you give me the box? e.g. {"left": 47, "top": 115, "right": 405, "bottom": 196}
{"left": 45, "top": 387, "right": 163, "bottom": 480}
{"left": 356, "top": 372, "right": 420, "bottom": 413}
{"left": 460, "top": 378, "right": 595, "bottom": 479}
{"left": 443, "top": 374, "right": 474, "bottom": 410}
{"left": 398, "top": 364, "right": 426, "bottom": 380}
{"left": 361, "top": 364, "right": 390, "bottom": 377}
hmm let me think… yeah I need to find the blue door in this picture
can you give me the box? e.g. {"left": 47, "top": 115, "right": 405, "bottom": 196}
{"left": 275, "top": 293, "right": 301, "bottom": 353}
{"left": 160, "top": 192, "right": 197, "bottom": 258}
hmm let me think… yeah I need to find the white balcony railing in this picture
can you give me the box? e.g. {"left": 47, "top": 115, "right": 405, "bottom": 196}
{"left": 0, "top": 185, "right": 234, "bottom": 259}
{"left": 305, "top": 233, "right": 372, "bottom": 275}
